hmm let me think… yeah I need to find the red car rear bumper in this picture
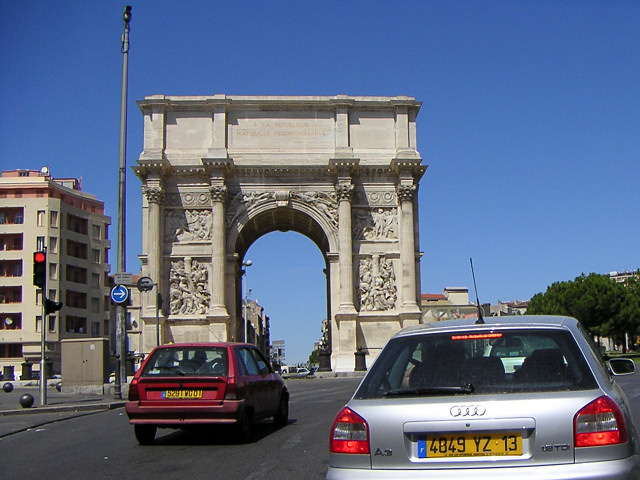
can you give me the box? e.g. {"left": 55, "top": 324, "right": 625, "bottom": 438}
{"left": 125, "top": 399, "right": 245, "bottom": 426}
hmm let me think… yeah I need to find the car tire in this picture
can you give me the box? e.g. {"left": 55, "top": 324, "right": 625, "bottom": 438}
{"left": 273, "top": 394, "right": 289, "bottom": 427}
{"left": 134, "top": 425, "right": 157, "bottom": 445}
{"left": 233, "top": 411, "right": 252, "bottom": 443}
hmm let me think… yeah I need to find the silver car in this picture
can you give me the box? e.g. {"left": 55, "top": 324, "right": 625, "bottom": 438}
{"left": 328, "top": 315, "right": 640, "bottom": 479}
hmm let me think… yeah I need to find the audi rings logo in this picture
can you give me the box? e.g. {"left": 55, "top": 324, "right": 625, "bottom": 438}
{"left": 450, "top": 405, "right": 486, "bottom": 417}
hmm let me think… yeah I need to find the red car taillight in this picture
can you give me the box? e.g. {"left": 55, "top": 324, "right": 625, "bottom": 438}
{"left": 574, "top": 396, "right": 627, "bottom": 447}
{"left": 128, "top": 377, "right": 139, "bottom": 401}
{"left": 329, "top": 407, "right": 370, "bottom": 454}
{"left": 224, "top": 376, "right": 237, "bottom": 400}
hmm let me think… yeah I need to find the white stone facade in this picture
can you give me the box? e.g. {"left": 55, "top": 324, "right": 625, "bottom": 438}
{"left": 133, "top": 95, "right": 426, "bottom": 371}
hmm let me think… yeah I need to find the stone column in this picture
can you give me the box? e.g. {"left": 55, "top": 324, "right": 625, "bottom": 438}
{"left": 336, "top": 184, "right": 356, "bottom": 312}
{"left": 397, "top": 184, "right": 420, "bottom": 311}
{"left": 209, "top": 185, "right": 228, "bottom": 316}
{"left": 142, "top": 184, "right": 163, "bottom": 310}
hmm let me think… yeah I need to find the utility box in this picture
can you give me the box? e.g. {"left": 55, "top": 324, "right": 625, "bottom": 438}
{"left": 61, "top": 338, "right": 109, "bottom": 386}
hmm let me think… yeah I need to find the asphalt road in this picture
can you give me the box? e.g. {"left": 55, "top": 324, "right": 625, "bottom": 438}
{"left": 1, "top": 371, "right": 638, "bottom": 480}
{"left": 615, "top": 367, "right": 640, "bottom": 428}
{"left": 0, "top": 377, "right": 363, "bottom": 480}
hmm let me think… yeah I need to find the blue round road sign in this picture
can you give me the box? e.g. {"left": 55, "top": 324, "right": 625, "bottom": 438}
{"left": 110, "top": 285, "right": 130, "bottom": 305}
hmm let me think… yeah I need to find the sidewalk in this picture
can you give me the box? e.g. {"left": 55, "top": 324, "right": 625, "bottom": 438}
{"left": 0, "top": 380, "right": 127, "bottom": 438}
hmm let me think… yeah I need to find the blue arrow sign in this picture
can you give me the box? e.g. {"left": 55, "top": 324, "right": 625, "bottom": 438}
{"left": 111, "top": 285, "right": 129, "bottom": 305}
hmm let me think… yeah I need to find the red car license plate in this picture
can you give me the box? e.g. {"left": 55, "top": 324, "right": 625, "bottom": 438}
{"left": 162, "top": 390, "right": 203, "bottom": 399}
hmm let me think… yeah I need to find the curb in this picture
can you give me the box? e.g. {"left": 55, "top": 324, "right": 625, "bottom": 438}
{"left": 0, "top": 401, "right": 126, "bottom": 417}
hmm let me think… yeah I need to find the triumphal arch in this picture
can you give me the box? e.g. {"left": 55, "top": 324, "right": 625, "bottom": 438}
{"left": 133, "top": 95, "right": 426, "bottom": 371}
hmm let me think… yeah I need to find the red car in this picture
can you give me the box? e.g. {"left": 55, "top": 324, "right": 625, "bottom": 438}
{"left": 125, "top": 342, "right": 289, "bottom": 445}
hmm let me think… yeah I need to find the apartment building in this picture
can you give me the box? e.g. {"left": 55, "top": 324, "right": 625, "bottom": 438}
{"left": 0, "top": 168, "right": 111, "bottom": 378}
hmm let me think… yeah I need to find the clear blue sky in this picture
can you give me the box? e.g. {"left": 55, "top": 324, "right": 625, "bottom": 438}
{"left": 2, "top": 1, "right": 638, "bottom": 364}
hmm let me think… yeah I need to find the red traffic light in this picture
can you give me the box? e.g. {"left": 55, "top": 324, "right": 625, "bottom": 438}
{"left": 33, "top": 251, "right": 47, "bottom": 289}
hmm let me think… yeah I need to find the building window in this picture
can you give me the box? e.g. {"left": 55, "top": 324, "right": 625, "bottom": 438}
{"left": 67, "top": 214, "right": 88, "bottom": 235}
{"left": 91, "top": 322, "right": 100, "bottom": 336}
{"left": 50, "top": 211, "right": 58, "bottom": 228}
{"left": 14, "top": 213, "right": 23, "bottom": 224}
{"left": 93, "top": 248, "right": 100, "bottom": 263}
{"left": 0, "top": 344, "right": 22, "bottom": 358}
{"left": 0, "top": 213, "right": 5, "bottom": 224}
{"left": 92, "top": 225, "right": 101, "bottom": 239}
{"left": 0, "top": 314, "right": 21, "bottom": 330}
{"left": 48, "top": 316, "right": 56, "bottom": 332}
{"left": 91, "top": 273, "right": 100, "bottom": 289}
{"left": 66, "top": 316, "right": 87, "bottom": 334}
{"left": 49, "top": 237, "right": 57, "bottom": 253}
{"left": 66, "top": 290, "right": 87, "bottom": 309}
{"left": 91, "top": 297, "right": 101, "bottom": 314}
{"left": 37, "top": 210, "right": 46, "bottom": 227}
{"left": 66, "top": 240, "right": 87, "bottom": 259}
{"left": 12, "top": 263, "right": 22, "bottom": 276}
{"left": 37, "top": 236, "right": 45, "bottom": 251}
{"left": 35, "top": 316, "right": 42, "bottom": 333}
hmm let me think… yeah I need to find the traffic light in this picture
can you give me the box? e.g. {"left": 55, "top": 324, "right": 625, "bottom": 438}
{"left": 33, "top": 251, "right": 47, "bottom": 288}
{"left": 44, "top": 298, "right": 63, "bottom": 315}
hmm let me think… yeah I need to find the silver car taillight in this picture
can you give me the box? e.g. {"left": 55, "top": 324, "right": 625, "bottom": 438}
{"left": 329, "top": 407, "right": 370, "bottom": 454}
{"left": 574, "top": 396, "right": 627, "bottom": 447}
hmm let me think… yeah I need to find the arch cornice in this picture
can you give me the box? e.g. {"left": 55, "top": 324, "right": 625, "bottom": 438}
{"left": 132, "top": 157, "right": 171, "bottom": 181}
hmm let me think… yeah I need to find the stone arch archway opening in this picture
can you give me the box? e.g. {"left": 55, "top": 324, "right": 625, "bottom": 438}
{"left": 239, "top": 228, "right": 329, "bottom": 368}
{"left": 134, "top": 95, "right": 426, "bottom": 372}
{"left": 233, "top": 203, "right": 330, "bottom": 262}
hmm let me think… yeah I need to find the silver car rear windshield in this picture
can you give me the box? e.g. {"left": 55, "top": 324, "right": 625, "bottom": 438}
{"left": 355, "top": 329, "right": 598, "bottom": 399}
{"left": 141, "top": 347, "right": 228, "bottom": 377}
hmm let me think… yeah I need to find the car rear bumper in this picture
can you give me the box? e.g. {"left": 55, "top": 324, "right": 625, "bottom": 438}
{"left": 125, "top": 399, "right": 244, "bottom": 426}
{"left": 327, "top": 455, "right": 640, "bottom": 480}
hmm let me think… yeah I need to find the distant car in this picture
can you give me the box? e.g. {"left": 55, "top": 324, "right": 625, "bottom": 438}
{"left": 296, "top": 368, "right": 311, "bottom": 377}
{"left": 327, "top": 315, "right": 640, "bottom": 479}
{"left": 125, "top": 342, "right": 289, "bottom": 445}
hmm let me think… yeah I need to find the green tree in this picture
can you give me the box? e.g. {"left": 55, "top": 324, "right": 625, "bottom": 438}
{"left": 308, "top": 348, "right": 319, "bottom": 365}
{"left": 619, "top": 273, "right": 640, "bottom": 350}
{"left": 527, "top": 273, "right": 636, "bottom": 351}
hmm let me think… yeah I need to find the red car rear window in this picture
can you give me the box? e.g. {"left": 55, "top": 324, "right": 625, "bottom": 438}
{"left": 140, "top": 347, "right": 229, "bottom": 377}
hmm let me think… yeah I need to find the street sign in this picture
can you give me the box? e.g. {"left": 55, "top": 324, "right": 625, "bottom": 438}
{"left": 137, "top": 276, "right": 155, "bottom": 292}
{"left": 113, "top": 272, "right": 133, "bottom": 285}
{"left": 110, "top": 285, "right": 130, "bottom": 305}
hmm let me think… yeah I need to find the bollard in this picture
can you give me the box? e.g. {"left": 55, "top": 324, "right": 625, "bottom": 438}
{"left": 19, "top": 393, "right": 35, "bottom": 408}
{"left": 21, "top": 362, "right": 33, "bottom": 380}
{"left": 354, "top": 348, "right": 367, "bottom": 372}
{"left": 3, "top": 365, "right": 14, "bottom": 381}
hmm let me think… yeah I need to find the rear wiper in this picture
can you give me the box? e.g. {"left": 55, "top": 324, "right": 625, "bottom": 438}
{"left": 385, "top": 383, "right": 475, "bottom": 396}
{"left": 158, "top": 365, "right": 186, "bottom": 376}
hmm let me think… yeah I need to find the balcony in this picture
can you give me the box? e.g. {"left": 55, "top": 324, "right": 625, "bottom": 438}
{"left": 0, "top": 288, "right": 22, "bottom": 304}
{"left": 0, "top": 260, "right": 23, "bottom": 279}
{"left": 0, "top": 233, "right": 23, "bottom": 253}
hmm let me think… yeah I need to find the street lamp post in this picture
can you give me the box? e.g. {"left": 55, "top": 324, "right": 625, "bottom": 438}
{"left": 115, "top": 5, "right": 132, "bottom": 400}
{"left": 242, "top": 260, "right": 252, "bottom": 343}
